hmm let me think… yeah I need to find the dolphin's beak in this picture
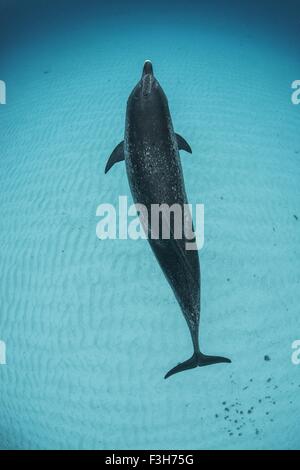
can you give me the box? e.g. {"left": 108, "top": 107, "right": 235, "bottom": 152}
{"left": 142, "top": 60, "right": 153, "bottom": 77}
{"left": 141, "top": 60, "right": 154, "bottom": 96}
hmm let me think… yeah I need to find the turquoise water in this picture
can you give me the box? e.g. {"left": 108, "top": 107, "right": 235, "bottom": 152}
{"left": 0, "top": 0, "right": 300, "bottom": 450}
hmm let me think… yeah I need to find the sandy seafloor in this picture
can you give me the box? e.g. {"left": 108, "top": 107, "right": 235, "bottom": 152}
{"left": 0, "top": 0, "right": 300, "bottom": 450}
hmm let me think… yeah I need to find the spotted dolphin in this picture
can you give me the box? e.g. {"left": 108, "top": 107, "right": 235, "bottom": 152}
{"left": 105, "top": 60, "right": 231, "bottom": 378}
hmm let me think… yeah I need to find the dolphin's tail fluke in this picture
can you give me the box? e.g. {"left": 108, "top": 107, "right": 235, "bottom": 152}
{"left": 164, "top": 352, "right": 231, "bottom": 379}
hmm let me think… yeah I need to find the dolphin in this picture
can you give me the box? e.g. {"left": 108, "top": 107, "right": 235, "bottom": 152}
{"left": 105, "top": 60, "right": 231, "bottom": 378}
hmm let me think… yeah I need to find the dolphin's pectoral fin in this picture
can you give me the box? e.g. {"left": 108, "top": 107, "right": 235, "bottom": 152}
{"left": 164, "top": 352, "right": 231, "bottom": 379}
{"left": 105, "top": 141, "right": 125, "bottom": 174}
{"left": 175, "top": 134, "right": 192, "bottom": 154}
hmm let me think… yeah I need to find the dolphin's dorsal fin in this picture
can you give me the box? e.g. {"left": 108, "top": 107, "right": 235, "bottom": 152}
{"left": 105, "top": 141, "right": 125, "bottom": 173}
{"left": 175, "top": 134, "right": 192, "bottom": 154}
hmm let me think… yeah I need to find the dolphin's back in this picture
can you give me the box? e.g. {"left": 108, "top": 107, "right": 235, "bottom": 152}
{"left": 125, "top": 81, "right": 187, "bottom": 209}
{"left": 125, "top": 77, "right": 201, "bottom": 335}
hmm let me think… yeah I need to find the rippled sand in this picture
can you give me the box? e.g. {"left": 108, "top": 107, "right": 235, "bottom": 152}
{"left": 0, "top": 0, "right": 300, "bottom": 450}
